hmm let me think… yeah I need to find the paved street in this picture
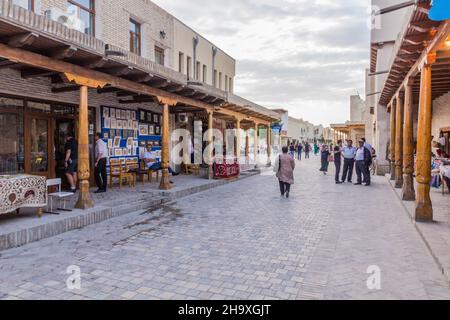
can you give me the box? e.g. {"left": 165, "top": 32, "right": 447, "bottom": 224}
{"left": 0, "top": 157, "right": 449, "bottom": 300}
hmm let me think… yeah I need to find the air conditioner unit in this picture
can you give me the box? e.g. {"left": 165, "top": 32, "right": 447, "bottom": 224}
{"left": 44, "top": 8, "right": 85, "bottom": 33}
{"left": 177, "top": 113, "right": 189, "bottom": 123}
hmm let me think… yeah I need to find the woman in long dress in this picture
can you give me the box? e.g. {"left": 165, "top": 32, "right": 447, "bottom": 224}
{"left": 274, "top": 146, "right": 296, "bottom": 198}
{"left": 320, "top": 145, "right": 330, "bottom": 175}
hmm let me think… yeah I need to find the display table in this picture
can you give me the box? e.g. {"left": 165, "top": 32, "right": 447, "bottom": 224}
{"left": 213, "top": 158, "right": 240, "bottom": 179}
{"left": 0, "top": 175, "right": 47, "bottom": 215}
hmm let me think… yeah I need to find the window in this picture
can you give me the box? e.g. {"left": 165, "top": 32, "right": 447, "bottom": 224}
{"left": 155, "top": 46, "right": 165, "bottom": 66}
{"left": 186, "top": 56, "right": 192, "bottom": 80}
{"left": 179, "top": 52, "right": 184, "bottom": 73}
{"left": 129, "top": 19, "right": 141, "bottom": 55}
{"left": 202, "top": 65, "right": 207, "bottom": 83}
{"left": 196, "top": 61, "right": 201, "bottom": 80}
{"left": 229, "top": 77, "right": 233, "bottom": 93}
{"left": 213, "top": 69, "right": 217, "bottom": 88}
{"left": 67, "top": 0, "right": 95, "bottom": 36}
{"left": 225, "top": 75, "right": 228, "bottom": 92}
{"left": 12, "top": 0, "right": 34, "bottom": 11}
{"left": 219, "top": 72, "right": 222, "bottom": 90}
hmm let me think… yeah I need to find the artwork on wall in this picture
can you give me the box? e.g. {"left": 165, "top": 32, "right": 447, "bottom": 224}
{"left": 103, "top": 107, "right": 109, "bottom": 118}
{"left": 148, "top": 124, "right": 155, "bottom": 136}
{"left": 114, "top": 149, "right": 123, "bottom": 157}
{"left": 113, "top": 137, "right": 121, "bottom": 148}
{"left": 111, "top": 118, "right": 117, "bottom": 129}
{"left": 155, "top": 125, "right": 161, "bottom": 135}
{"left": 153, "top": 113, "right": 160, "bottom": 124}
{"left": 110, "top": 108, "right": 116, "bottom": 118}
{"left": 108, "top": 139, "right": 113, "bottom": 149}
{"left": 104, "top": 117, "right": 111, "bottom": 129}
{"left": 139, "top": 124, "right": 149, "bottom": 136}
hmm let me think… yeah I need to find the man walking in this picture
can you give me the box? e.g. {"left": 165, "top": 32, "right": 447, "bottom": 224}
{"left": 297, "top": 143, "right": 303, "bottom": 160}
{"left": 64, "top": 133, "right": 78, "bottom": 193}
{"left": 94, "top": 133, "right": 108, "bottom": 193}
{"left": 355, "top": 139, "right": 372, "bottom": 186}
{"left": 333, "top": 140, "right": 343, "bottom": 184}
{"left": 305, "top": 143, "right": 310, "bottom": 159}
{"left": 341, "top": 140, "right": 356, "bottom": 183}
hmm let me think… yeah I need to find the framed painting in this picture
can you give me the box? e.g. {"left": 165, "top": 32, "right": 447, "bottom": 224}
{"left": 114, "top": 149, "right": 122, "bottom": 157}
{"left": 155, "top": 125, "right": 161, "bottom": 135}
{"left": 139, "top": 124, "right": 149, "bottom": 136}
{"left": 153, "top": 113, "right": 160, "bottom": 124}
{"left": 148, "top": 124, "right": 155, "bottom": 136}
{"left": 103, "top": 107, "right": 109, "bottom": 118}
{"left": 104, "top": 117, "right": 111, "bottom": 129}
{"left": 110, "top": 108, "right": 116, "bottom": 119}
{"left": 113, "top": 136, "right": 121, "bottom": 148}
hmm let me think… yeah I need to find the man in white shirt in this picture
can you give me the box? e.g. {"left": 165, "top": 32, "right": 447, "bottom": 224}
{"left": 355, "top": 139, "right": 371, "bottom": 186}
{"left": 94, "top": 133, "right": 108, "bottom": 193}
{"left": 341, "top": 140, "right": 357, "bottom": 183}
{"left": 143, "top": 147, "right": 179, "bottom": 176}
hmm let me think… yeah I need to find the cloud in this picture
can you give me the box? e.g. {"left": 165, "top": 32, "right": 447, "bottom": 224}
{"left": 153, "top": 0, "right": 371, "bottom": 126}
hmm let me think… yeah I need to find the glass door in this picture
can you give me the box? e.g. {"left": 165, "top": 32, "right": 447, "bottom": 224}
{"left": 25, "top": 115, "right": 52, "bottom": 177}
{"left": 54, "top": 118, "right": 76, "bottom": 187}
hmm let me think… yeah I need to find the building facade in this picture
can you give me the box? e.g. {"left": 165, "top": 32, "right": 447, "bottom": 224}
{"left": 0, "top": 0, "right": 279, "bottom": 212}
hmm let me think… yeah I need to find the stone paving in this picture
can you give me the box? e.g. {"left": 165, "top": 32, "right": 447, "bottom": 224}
{"left": 0, "top": 157, "right": 449, "bottom": 300}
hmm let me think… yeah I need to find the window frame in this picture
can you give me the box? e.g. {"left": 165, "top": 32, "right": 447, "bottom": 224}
{"left": 67, "top": 0, "right": 96, "bottom": 36}
{"left": 155, "top": 46, "right": 165, "bottom": 66}
{"left": 11, "top": 0, "right": 34, "bottom": 11}
{"left": 129, "top": 18, "right": 141, "bottom": 56}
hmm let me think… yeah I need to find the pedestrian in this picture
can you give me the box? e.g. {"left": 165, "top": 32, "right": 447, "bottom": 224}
{"left": 297, "top": 143, "right": 303, "bottom": 160}
{"left": 274, "top": 146, "right": 295, "bottom": 198}
{"left": 319, "top": 144, "right": 330, "bottom": 175}
{"left": 305, "top": 143, "right": 310, "bottom": 159}
{"left": 333, "top": 140, "right": 343, "bottom": 184}
{"left": 94, "top": 133, "right": 108, "bottom": 193}
{"left": 64, "top": 133, "right": 78, "bottom": 193}
{"left": 355, "top": 139, "right": 372, "bottom": 186}
{"left": 314, "top": 143, "right": 319, "bottom": 156}
{"left": 342, "top": 139, "right": 357, "bottom": 183}
{"left": 289, "top": 143, "right": 296, "bottom": 158}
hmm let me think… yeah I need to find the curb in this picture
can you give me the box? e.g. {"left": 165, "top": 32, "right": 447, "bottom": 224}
{"left": 0, "top": 170, "right": 261, "bottom": 252}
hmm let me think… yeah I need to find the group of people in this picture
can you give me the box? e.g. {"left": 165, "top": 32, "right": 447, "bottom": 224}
{"left": 288, "top": 142, "right": 321, "bottom": 160}
{"left": 62, "top": 133, "right": 178, "bottom": 194}
{"left": 320, "top": 138, "right": 374, "bottom": 186}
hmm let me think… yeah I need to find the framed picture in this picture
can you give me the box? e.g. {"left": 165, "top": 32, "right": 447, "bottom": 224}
{"left": 132, "top": 111, "right": 136, "bottom": 120}
{"left": 133, "top": 121, "right": 138, "bottom": 131}
{"left": 108, "top": 139, "right": 113, "bottom": 148}
{"left": 103, "top": 132, "right": 109, "bottom": 139}
{"left": 123, "top": 148, "right": 129, "bottom": 156}
{"left": 155, "top": 125, "right": 161, "bottom": 135}
{"left": 133, "top": 141, "right": 138, "bottom": 149}
{"left": 153, "top": 113, "right": 160, "bottom": 124}
{"left": 126, "top": 110, "right": 131, "bottom": 120}
{"left": 104, "top": 117, "right": 111, "bottom": 129}
{"left": 117, "top": 120, "right": 123, "bottom": 129}
{"left": 109, "top": 129, "right": 115, "bottom": 138}
{"left": 109, "top": 148, "right": 114, "bottom": 157}
{"left": 111, "top": 118, "right": 117, "bottom": 129}
{"left": 103, "top": 107, "right": 109, "bottom": 118}
{"left": 148, "top": 124, "right": 155, "bottom": 135}
{"left": 110, "top": 108, "right": 116, "bottom": 119}
{"left": 113, "top": 137, "right": 121, "bottom": 148}
{"left": 139, "top": 124, "right": 149, "bottom": 136}
{"left": 127, "top": 120, "right": 133, "bottom": 130}
{"left": 140, "top": 110, "right": 146, "bottom": 122}
{"left": 126, "top": 137, "right": 133, "bottom": 148}
{"left": 122, "top": 110, "right": 128, "bottom": 119}
{"left": 114, "top": 149, "right": 122, "bottom": 157}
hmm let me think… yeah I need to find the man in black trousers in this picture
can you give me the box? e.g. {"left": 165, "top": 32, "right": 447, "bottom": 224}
{"left": 355, "top": 139, "right": 372, "bottom": 186}
{"left": 333, "top": 140, "right": 343, "bottom": 184}
{"left": 94, "top": 133, "right": 108, "bottom": 193}
{"left": 341, "top": 140, "right": 356, "bottom": 183}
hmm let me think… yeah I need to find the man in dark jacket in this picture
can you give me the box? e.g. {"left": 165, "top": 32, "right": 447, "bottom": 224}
{"left": 355, "top": 139, "right": 372, "bottom": 186}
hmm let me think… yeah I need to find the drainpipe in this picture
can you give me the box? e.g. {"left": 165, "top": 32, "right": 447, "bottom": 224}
{"left": 212, "top": 46, "right": 217, "bottom": 86}
{"left": 193, "top": 36, "right": 199, "bottom": 80}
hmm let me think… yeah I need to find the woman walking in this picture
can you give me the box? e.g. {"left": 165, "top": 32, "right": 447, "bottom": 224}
{"left": 320, "top": 144, "right": 331, "bottom": 175}
{"left": 274, "top": 146, "right": 296, "bottom": 198}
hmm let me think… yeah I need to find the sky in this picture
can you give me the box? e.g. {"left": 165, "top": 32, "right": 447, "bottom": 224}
{"left": 153, "top": 0, "right": 372, "bottom": 127}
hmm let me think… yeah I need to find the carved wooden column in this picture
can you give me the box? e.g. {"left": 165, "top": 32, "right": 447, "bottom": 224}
{"left": 158, "top": 97, "right": 177, "bottom": 190}
{"left": 267, "top": 124, "right": 272, "bottom": 166}
{"left": 236, "top": 118, "right": 241, "bottom": 160}
{"left": 254, "top": 123, "right": 259, "bottom": 168}
{"left": 395, "top": 94, "right": 404, "bottom": 188}
{"left": 75, "top": 85, "right": 93, "bottom": 209}
{"left": 63, "top": 74, "right": 106, "bottom": 210}
{"left": 389, "top": 100, "right": 397, "bottom": 181}
{"left": 207, "top": 110, "right": 214, "bottom": 179}
{"left": 415, "top": 54, "right": 435, "bottom": 221}
{"left": 402, "top": 80, "right": 415, "bottom": 201}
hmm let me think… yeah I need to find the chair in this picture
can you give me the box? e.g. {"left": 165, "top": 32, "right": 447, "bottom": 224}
{"left": 140, "top": 159, "right": 160, "bottom": 183}
{"left": 109, "top": 159, "right": 135, "bottom": 190}
{"left": 126, "top": 158, "right": 145, "bottom": 186}
{"left": 45, "top": 178, "right": 74, "bottom": 215}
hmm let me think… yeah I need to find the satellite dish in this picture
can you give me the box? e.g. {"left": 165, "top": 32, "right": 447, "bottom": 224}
{"left": 429, "top": 0, "right": 450, "bottom": 21}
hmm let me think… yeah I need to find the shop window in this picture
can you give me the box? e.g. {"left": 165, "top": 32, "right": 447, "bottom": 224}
{"left": 30, "top": 118, "right": 48, "bottom": 172}
{"left": 67, "top": 0, "right": 95, "bottom": 36}
{"left": 155, "top": 46, "right": 165, "bottom": 66}
{"left": 129, "top": 19, "right": 141, "bottom": 56}
{"left": 53, "top": 104, "right": 76, "bottom": 116}
{"left": 0, "top": 113, "right": 24, "bottom": 175}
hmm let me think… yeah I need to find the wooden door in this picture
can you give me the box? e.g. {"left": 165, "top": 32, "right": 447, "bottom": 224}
{"left": 25, "top": 114, "right": 54, "bottom": 178}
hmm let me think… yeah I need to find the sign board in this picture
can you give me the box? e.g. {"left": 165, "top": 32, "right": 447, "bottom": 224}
{"left": 429, "top": 0, "right": 450, "bottom": 21}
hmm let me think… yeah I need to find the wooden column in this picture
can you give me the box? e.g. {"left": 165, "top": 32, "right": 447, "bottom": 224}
{"left": 207, "top": 111, "right": 214, "bottom": 179}
{"left": 267, "top": 124, "right": 272, "bottom": 166}
{"left": 75, "top": 85, "right": 93, "bottom": 209}
{"left": 389, "top": 100, "right": 397, "bottom": 181}
{"left": 158, "top": 97, "right": 177, "bottom": 190}
{"left": 402, "top": 80, "right": 415, "bottom": 201}
{"left": 245, "top": 131, "right": 250, "bottom": 165}
{"left": 415, "top": 55, "right": 435, "bottom": 221}
{"left": 254, "top": 123, "right": 259, "bottom": 167}
{"left": 395, "top": 94, "right": 404, "bottom": 188}
{"left": 236, "top": 118, "right": 241, "bottom": 160}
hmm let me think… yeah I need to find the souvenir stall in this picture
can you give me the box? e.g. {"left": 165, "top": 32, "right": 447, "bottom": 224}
{"left": 212, "top": 119, "right": 240, "bottom": 179}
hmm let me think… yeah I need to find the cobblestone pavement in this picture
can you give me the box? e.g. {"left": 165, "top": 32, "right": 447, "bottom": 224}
{"left": 0, "top": 157, "right": 449, "bottom": 300}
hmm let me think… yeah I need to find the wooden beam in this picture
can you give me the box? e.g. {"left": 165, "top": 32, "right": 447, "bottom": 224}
{"left": 410, "top": 20, "right": 440, "bottom": 33}
{"left": 97, "top": 86, "right": 120, "bottom": 94}
{"left": 51, "top": 45, "right": 77, "bottom": 60}
{"left": 6, "top": 32, "right": 39, "bottom": 48}
{"left": 21, "top": 68, "right": 56, "bottom": 79}
{"left": 51, "top": 85, "right": 80, "bottom": 93}
{"left": 82, "top": 57, "right": 108, "bottom": 69}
